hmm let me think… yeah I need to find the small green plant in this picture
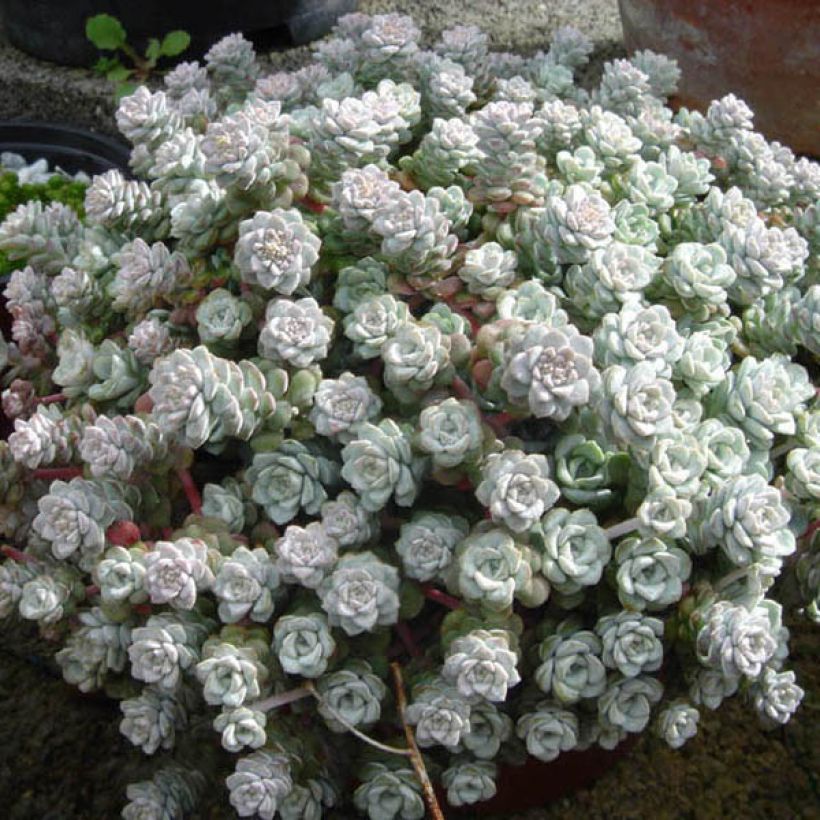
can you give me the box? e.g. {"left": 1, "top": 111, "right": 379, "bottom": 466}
{"left": 85, "top": 13, "right": 191, "bottom": 98}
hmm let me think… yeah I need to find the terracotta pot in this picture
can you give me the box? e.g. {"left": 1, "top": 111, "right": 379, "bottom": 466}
{"left": 618, "top": 0, "right": 820, "bottom": 156}
{"left": 438, "top": 739, "right": 636, "bottom": 815}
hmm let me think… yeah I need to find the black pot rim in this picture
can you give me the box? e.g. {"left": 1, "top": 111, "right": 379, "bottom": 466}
{"left": 0, "top": 120, "right": 131, "bottom": 176}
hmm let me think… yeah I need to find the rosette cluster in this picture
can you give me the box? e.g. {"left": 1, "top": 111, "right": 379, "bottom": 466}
{"left": 0, "top": 11, "right": 816, "bottom": 820}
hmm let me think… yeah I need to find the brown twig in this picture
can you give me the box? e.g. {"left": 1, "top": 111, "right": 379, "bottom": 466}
{"left": 390, "top": 662, "right": 445, "bottom": 820}
{"left": 305, "top": 681, "right": 411, "bottom": 757}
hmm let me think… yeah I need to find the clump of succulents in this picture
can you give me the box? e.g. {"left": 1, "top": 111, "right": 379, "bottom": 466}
{"left": 0, "top": 13, "right": 817, "bottom": 819}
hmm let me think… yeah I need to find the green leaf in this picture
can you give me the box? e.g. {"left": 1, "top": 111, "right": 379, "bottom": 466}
{"left": 106, "top": 65, "right": 133, "bottom": 83}
{"left": 159, "top": 30, "right": 191, "bottom": 57}
{"left": 145, "top": 38, "right": 161, "bottom": 62}
{"left": 85, "top": 14, "right": 127, "bottom": 51}
{"left": 92, "top": 56, "right": 120, "bottom": 75}
{"left": 399, "top": 581, "right": 425, "bottom": 620}
{"left": 115, "top": 81, "right": 139, "bottom": 100}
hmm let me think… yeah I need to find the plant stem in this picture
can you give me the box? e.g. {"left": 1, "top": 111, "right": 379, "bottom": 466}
{"left": 451, "top": 375, "right": 474, "bottom": 401}
{"left": 390, "top": 662, "right": 445, "bottom": 820}
{"left": 1, "top": 545, "right": 38, "bottom": 564}
{"left": 32, "top": 467, "right": 84, "bottom": 481}
{"left": 604, "top": 516, "right": 641, "bottom": 541}
{"left": 305, "top": 682, "right": 412, "bottom": 757}
{"left": 252, "top": 685, "right": 314, "bottom": 712}
{"left": 770, "top": 442, "right": 794, "bottom": 460}
{"left": 394, "top": 621, "right": 422, "bottom": 659}
{"left": 713, "top": 566, "right": 752, "bottom": 593}
{"left": 38, "top": 393, "right": 67, "bottom": 405}
{"left": 802, "top": 519, "right": 820, "bottom": 541}
{"left": 422, "top": 585, "right": 462, "bottom": 610}
{"left": 175, "top": 467, "right": 202, "bottom": 515}
{"left": 299, "top": 196, "right": 326, "bottom": 215}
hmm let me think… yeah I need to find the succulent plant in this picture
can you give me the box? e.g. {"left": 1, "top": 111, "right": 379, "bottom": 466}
{"left": 319, "top": 551, "right": 400, "bottom": 636}
{"left": 354, "top": 762, "right": 424, "bottom": 820}
{"left": 0, "top": 14, "right": 816, "bottom": 818}
{"left": 516, "top": 701, "right": 579, "bottom": 761}
{"left": 535, "top": 627, "right": 607, "bottom": 703}
{"left": 442, "top": 629, "right": 520, "bottom": 702}
{"left": 499, "top": 322, "right": 601, "bottom": 421}
{"left": 316, "top": 660, "right": 387, "bottom": 731}
{"left": 475, "top": 449, "right": 560, "bottom": 533}
{"left": 273, "top": 612, "right": 335, "bottom": 678}
{"left": 613, "top": 535, "right": 692, "bottom": 611}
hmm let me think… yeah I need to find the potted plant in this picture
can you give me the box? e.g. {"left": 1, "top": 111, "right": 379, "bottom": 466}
{"left": 0, "top": 12, "right": 817, "bottom": 818}
{"left": 617, "top": 0, "right": 820, "bottom": 155}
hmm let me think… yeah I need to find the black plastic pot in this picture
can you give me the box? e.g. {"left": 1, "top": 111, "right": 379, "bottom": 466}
{"left": 0, "top": 121, "right": 131, "bottom": 437}
{"left": 0, "top": 0, "right": 357, "bottom": 67}
{"left": 0, "top": 121, "right": 131, "bottom": 176}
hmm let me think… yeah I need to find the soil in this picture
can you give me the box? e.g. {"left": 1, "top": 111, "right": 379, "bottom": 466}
{"left": 0, "top": 617, "right": 817, "bottom": 819}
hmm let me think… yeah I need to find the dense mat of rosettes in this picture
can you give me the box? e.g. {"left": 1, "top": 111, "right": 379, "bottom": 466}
{"left": 0, "top": 10, "right": 819, "bottom": 819}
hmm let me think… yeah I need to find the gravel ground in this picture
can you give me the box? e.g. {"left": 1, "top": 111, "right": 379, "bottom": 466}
{"left": 0, "top": 616, "right": 816, "bottom": 818}
{"left": 0, "top": 0, "right": 624, "bottom": 133}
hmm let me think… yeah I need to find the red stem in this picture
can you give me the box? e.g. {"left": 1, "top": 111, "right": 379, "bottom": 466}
{"left": 299, "top": 196, "right": 326, "bottom": 215}
{"left": 484, "top": 412, "right": 513, "bottom": 438}
{"left": 421, "top": 585, "right": 462, "bottom": 610}
{"left": 38, "top": 393, "right": 67, "bottom": 405}
{"left": 1, "top": 545, "right": 39, "bottom": 564}
{"left": 451, "top": 375, "right": 474, "bottom": 401}
{"left": 394, "top": 621, "right": 422, "bottom": 659}
{"left": 449, "top": 304, "right": 481, "bottom": 335}
{"left": 175, "top": 468, "right": 202, "bottom": 515}
{"left": 106, "top": 520, "right": 142, "bottom": 547}
{"left": 32, "top": 467, "right": 83, "bottom": 481}
{"left": 85, "top": 584, "right": 100, "bottom": 598}
{"left": 802, "top": 519, "right": 820, "bottom": 541}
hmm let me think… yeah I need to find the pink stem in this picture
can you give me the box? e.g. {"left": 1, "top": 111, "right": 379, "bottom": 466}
{"left": 85, "top": 584, "right": 100, "bottom": 598}
{"left": 38, "top": 393, "right": 67, "bottom": 405}
{"left": 451, "top": 375, "right": 474, "bottom": 401}
{"left": 32, "top": 467, "right": 83, "bottom": 481}
{"left": 422, "top": 585, "right": 462, "bottom": 610}
{"left": 1, "top": 545, "right": 39, "bottom": 564}
{"left": 802, "top": 519, "right": 820, "bottom": 541}
{"left": 394, "top": 621, "right": 422, "bottom": 659}
{"left": 176, "top": 468, "right": 202, "bottom": 515}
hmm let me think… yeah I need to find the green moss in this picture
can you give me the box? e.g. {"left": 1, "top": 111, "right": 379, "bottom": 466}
{"left": 0, "top": 170, "right": 88, "bottom": 278}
